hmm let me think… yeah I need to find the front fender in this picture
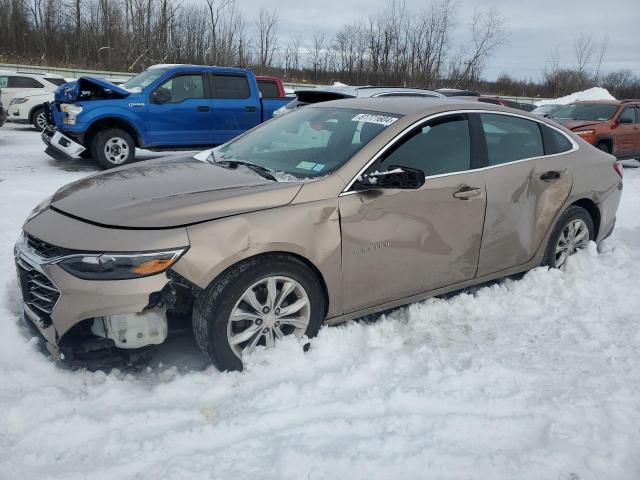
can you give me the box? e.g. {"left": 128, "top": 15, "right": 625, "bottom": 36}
{"left": 61, "top": 105, "right": 147, "bottom": 145}
{"left": 174, "top": 199, "right": 343, "bottom": 318}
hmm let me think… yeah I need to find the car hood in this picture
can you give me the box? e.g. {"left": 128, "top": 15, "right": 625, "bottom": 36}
{"left": 55, "top": 77, "right": 132, "bottom": 103}
{"left": 555, "top": 119, "right": 604, "bottom": 130}
{"left": 50, "top": 156, "right": 303, "bottom": 228}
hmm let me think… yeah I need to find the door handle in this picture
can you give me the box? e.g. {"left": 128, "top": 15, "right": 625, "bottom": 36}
{"left": 453, "top": 186, "right": 482, "bottom": 199}
{"left": 197, "top": 106, "right": 210, "bottom": 112}
{"left": 245, "top": 106, "right": 257, "bottom": 112}
{"left": 540, "top": 170, "right": 561, "bottom": 181}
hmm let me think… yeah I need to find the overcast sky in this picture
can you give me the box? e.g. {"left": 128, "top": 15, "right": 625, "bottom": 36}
{"left": 229, "top": 0, "right": 640, "bottom": 81}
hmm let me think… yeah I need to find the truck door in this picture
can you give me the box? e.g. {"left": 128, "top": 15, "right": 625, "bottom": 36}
{"left": 146, "top": 72, "right": 214, "bottom": 146}
{"left": 615, "top": 105, "right": 640, "bottom": 157}
{"left": 210, "top": 73, "right": 261, "bottom": 144}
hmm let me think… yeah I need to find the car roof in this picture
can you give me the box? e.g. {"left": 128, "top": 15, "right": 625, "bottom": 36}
{"left": 308, "top": 96, "right": 540, "bottom": 117}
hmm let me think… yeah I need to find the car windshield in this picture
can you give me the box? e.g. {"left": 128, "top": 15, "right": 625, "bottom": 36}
{"left": 211, "top": 107, "right": 401, "bottom": 179}
{"left": 122, "top": 69, "right": 168, "bottom": 90}
{"left": 551, "top": 103, "right": 617, "bottom": 122}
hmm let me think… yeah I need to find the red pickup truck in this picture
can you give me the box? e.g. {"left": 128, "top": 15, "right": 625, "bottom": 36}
{"left": 256, "top": 76, "right": 286, "bottom": 99}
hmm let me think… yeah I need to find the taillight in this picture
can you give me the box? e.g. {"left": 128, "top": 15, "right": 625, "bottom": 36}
{"left": 613, "top": 161, "right": 623, "bottom": 179}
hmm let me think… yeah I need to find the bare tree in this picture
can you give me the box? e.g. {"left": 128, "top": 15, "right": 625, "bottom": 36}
{"left": 451, "top": 8, "right": 508, "bottom": 87}
{"left": 255, "top": 8, "right": 278, "bottom": 68}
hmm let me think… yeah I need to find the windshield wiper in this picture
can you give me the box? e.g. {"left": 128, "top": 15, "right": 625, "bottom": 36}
{"left": 209, "top": 153, "right": 277, "bottom": 182}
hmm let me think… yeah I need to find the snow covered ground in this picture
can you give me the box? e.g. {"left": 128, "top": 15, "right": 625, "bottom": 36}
{"left": 1, "top": 122, "right": 639, "bottom": 479}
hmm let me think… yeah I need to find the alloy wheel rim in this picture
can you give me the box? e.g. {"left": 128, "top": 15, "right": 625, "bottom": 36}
{"left": 36, "top": 113, "right": 47, "bottom": 131}
{"left": 227, "top": 276, "right": 311, "bottom": 359}
{"left": 104, "top": 137, "right": 130, "bottom": 164}
{"left": 555, "top": 219, "right": 589, "bottom": 269}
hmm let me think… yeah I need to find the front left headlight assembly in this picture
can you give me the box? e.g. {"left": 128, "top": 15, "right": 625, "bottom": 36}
{"left": 58, "top": 248, "right": 188, "bottom": 280}
{"left": 10, "top": 97, "right": 29, "bottom": 105}
{"left": 61, "top": 103, "right": 83, "bottom": 125}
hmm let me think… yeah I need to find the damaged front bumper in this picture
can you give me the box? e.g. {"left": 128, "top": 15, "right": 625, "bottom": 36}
{"left": 41, "top": 102, "right": 86, "bottom": 161}
{"left": 41, "top": 128, "right": 86, "bottom": 161}
{"left": 14, "top": 210, "right": 192, "bottom": 366}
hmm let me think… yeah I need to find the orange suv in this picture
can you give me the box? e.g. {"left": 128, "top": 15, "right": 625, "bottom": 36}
{"left": 551, "top": 99, "right": 640, "bottom": 159}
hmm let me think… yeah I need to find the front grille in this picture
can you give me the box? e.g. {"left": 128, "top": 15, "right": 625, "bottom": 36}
{"left": 16, "top": 258, "right": 60, "bottom": 327}
{"left": 24, "top": 233, "right": 75, "bottom": 259}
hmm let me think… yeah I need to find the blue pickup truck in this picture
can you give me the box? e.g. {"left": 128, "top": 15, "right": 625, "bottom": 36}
{"left": 42, "top": 65, "right": 289, "bottom": 168}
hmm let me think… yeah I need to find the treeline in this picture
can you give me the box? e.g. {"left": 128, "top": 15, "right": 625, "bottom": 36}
{"left": 1, "top": 0, "right": 638, "bottom": 99}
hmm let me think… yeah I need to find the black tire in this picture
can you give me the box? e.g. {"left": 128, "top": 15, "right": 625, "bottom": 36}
{"left": 30, "top": 107, "right": 47, "bottom": 132}
{"left": 193, "top": 254, "right": 325, "bottom": 371}
{"left": 596, "top": 142, "right": 611, "bottom": 153}
{"left": 91, "top": 128, "right": 135, "bottom": 169}
{"left": 542, "top": 205, "right": 594, "bottom": 268}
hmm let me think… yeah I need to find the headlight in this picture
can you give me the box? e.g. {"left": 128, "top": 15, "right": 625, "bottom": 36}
{"left": 61, "top": 104, "right": 83, "bottom": 125}
{"left": 26, "top": 195, "right": 52, "bottom": 222}
{"left": 10, "top": 97, "right": 29, "bottom": 105}
{"left": 575, "top": 129, "right": 595, "bottom": 136}
{"left": 58, "top": 248, "right": 188, "bottom": 280}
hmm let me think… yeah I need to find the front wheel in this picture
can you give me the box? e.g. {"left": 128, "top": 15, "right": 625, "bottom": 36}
{"left": 91, "top": 128, "right": 135, "bottom": 169}
{"left": 543, "top": 205, "right": 594, "bottom": 269}
{"left": 31, "top": 107, "right": 47, "bottom": 132}
{"left": 193, "top": 254, "right": 325, "bottom": 371}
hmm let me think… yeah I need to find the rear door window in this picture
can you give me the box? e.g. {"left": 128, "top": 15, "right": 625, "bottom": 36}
{"left": 8, "top": 76, "right": 44, "bottom": 88}
{"left": 381, "top": 114, "right": 471, "bottom": 176}
{"left": 213, "top": 75, "right": 250, "bottom": 99}
{"left": 480, "top": 113, "right": 544, "bottom": 165}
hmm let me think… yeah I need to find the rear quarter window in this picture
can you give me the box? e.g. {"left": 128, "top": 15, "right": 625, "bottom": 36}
{"left": 44, "top": 77, "right": 66, "bottom": 86}
{"left": 539, "top": 124, "right": 573, "bottom": 155}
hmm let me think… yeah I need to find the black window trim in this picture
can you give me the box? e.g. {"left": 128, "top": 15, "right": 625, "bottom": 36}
{"left": 342, "top": 109, "right": 578, "bottom": 195}
{"left": 150, "top": 71, "right": 209, "bottom": 104}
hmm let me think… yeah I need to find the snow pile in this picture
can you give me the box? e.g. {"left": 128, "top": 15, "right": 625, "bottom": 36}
{"left": 1, "top": 123, "right": 640, "bottom": 479}
{"left": 536, "top": 87, "right": 616, "bottom": 106}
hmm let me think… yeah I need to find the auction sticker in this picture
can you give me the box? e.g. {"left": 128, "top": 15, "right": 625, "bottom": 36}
{"left": 351, "top": 113, "right": 398, "bottom": 126}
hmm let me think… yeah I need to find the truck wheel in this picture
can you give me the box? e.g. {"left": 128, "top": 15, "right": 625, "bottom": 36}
{"left": 31, "top": 107, "right": 47, "bottom": 132}
{"left": 193, "top": 254, "right": 325, "bottom": 371}
{"left": 91, "top": 128, "right": 135, "bottom": 169}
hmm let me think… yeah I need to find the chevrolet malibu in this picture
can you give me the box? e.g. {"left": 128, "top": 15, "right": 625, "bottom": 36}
{"left": 15, "top": 98, "right": 623, "bottom": 371}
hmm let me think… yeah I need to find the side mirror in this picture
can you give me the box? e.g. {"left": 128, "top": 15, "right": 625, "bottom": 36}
{"left": 619, "top": 116, "right": 633, "bottom": 124}
{"left": 355, "top": 166, "right": 425, "bottom": 190}
{"left": 151, "top": 88, "right": 171, "bottom": 103}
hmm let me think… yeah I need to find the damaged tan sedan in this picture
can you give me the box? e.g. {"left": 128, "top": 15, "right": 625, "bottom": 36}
{"left": 15, "top": 98, "right": 623, "bottom": 371}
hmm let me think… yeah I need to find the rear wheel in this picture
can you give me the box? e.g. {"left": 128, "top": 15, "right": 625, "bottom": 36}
{"left": 596, "top": 142, "right": 611, "bottom": 153}
{"left": 91, "top": 128, "right": 135, "bottom": 169}
{"left": 193, "top": 254, "right": 325, "bottom": 371}
{"left": 543, "top": 206, "right": 594, "bottom": 269}
{"left": 31, "top": 107, "right": 47, "bottom": 132}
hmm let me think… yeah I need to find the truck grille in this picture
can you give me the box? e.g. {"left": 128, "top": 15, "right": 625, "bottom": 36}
{"left": 16, "top": 258, "right": 60, "bottom": 327}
